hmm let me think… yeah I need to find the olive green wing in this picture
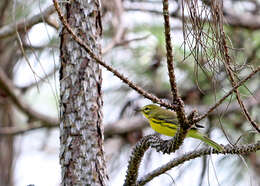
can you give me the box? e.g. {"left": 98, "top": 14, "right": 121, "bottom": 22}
{"left": 152, "top": 108, "right": 204, "bottom": 129}
{"left": 152, "top": 109, "right": 180, "bottom": 127}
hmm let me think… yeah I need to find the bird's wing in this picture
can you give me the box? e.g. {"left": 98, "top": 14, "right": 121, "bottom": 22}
{"left": 156, "top": 109, "right": 204, "bottom": 129}
{"left": 155, "top": 109, "right": 180, "bottom": 127}
{"left": 159, "top": 117, "right": 179, "bottom": 125}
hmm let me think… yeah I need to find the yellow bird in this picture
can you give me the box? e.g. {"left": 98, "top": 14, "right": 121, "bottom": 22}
{"left": 140, "top": 104, "right": 223, "bottom": 152}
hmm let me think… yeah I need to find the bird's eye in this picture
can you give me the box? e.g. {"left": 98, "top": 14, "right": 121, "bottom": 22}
{"left": 144, "top": 107, "right": 150, "bottom": 112}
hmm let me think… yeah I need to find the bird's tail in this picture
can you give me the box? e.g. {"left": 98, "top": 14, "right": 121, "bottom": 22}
{"left": 188, "top": 131, "right": 224, "bottom": 152}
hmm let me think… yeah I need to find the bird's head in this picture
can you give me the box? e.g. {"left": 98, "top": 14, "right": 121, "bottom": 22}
{"left": 139, "top": 104, "right": 161, "bottom": 118}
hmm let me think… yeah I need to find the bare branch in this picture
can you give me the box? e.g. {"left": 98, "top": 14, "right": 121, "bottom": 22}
{"left": 0, "top": 122, "right": 56, "bottom": 135}
{"left": 0, "top": 5, "right": 55, "bottom": 39}
{"left": 0, "top": 116, "right": 149, "bottom": 137}
{"left": 0, "top": 68, "right": 58, "bottom": 125}
{"left": 45, "top": 16, "right": 59, "bottom": 30}
{"left": 125, "top": 7, "right": 260, "bottom": 30}
{"left": 224, "top": 10, "right": 260, "bottom": 30}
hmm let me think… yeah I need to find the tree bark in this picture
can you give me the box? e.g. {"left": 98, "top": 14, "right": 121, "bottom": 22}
{"left": 0, "top": 101, "right": 14, "bottom": 186}
{"left": 59, "top": 0, "right": 108, "bottom": 185}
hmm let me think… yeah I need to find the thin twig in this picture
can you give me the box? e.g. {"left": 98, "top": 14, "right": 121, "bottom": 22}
{"left": 52, "top": 0, "right": 175, "bottom": 110}
{"left": 0, "top": 123, "right": 56, "bottom": 135}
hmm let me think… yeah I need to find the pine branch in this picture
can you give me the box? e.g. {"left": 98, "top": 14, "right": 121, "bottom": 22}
{"left": 137, "top": 141, "right": 260, "bottom": 185}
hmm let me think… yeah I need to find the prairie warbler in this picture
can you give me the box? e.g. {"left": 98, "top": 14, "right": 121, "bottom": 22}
{"left": 140, "top": 104, "right": 223, "bottom": 152}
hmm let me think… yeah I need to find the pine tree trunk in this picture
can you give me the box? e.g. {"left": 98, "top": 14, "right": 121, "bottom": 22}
{"left": 59, "top": 0, "right": 108, "bottom": 185}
